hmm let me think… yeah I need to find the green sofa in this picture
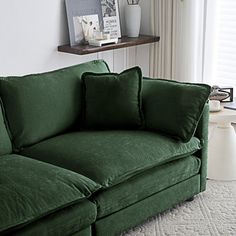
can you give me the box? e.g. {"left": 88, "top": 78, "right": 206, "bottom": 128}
{"left": 0, "top": 60, "right": 210, "bottom": 236}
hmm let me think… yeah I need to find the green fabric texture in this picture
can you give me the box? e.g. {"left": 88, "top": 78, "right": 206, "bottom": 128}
{"left": 95, "top": 175, "right": 200, "bottom": 236}
{"left": 142, "top": 78, "right": 211, "bottom": 142}
{"left": 0, "top": 154, "right": 101, "bottom": 233}
{"left": 82, "top": 67, "right": 143, "bottom": 129}
{"left": 8, "top": 203, "right": 95, "bottom": 236}
{"left": 93, "top": 155, "right": 200, "bottom": 218}
{"left": 0, "top": 60, "right": 110, "bottom": 150}
{"left": 71, "top": 227, "right": 91, "bottom": 236}
{"left": 195, "top": 104, "right": 209, "bottom": 192}
{"left": 20, "top": 130, "right": 201, "bottom": 188}
{"left": 0, "top": 100, "right": 12, "bottom": 155}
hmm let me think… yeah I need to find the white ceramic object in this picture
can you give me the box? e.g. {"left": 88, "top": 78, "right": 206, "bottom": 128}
{"left": 208, "top": 108, "right": 236, "bottom": 180}
{"left": 124, "top": 4, "right": 141, "bottom": 37}
{"left": 209, "top": 100, "right": 221, "bottom": 112}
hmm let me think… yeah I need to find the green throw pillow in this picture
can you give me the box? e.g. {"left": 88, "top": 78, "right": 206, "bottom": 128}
{"left": 142, "top": 78, "right": 211, "bottom": 142}
{"left": 82, "top": 67, "right": 143, "bottom": 129}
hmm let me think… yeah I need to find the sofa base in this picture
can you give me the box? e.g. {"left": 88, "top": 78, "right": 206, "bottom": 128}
{"left": 94, "top": 174, "right": 200, "bottom": 236}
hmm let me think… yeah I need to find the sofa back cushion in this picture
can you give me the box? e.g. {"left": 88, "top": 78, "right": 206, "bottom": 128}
{"left": 0, "top": 60, "right": 110, "bottom": 150}
{"left": 142, "top": 78, "right": 211, "bottom": 142}
{"left": 0, "top": 100, "right": 12, "bottom": 155}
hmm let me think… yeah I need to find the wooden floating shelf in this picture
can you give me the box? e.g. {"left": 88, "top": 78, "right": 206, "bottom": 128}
{"left": 58, "top": 35, "right": 160, "bottom": 55}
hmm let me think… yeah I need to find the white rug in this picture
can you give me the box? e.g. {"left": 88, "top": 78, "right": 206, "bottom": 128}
{"left": 122, "top": 180, "right": 236, "bottom": 236}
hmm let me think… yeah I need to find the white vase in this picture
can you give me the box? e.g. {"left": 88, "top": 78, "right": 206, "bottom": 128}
{"left": 124, "top": 4, "right": 141, "bottom": 37}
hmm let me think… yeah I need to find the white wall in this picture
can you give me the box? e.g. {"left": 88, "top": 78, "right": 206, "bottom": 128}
{"left": 0, "top": 0, "right": 151, "bottom": 76}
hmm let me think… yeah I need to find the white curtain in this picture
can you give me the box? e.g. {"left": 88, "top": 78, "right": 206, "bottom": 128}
{"left": 203, "top": 0, "right": 236, "bottom": 89}
{"left": 149, "top": 0, "right": 176, "bottom": 79}
{"left": 149, "top": 0, "right": 206, "bottom": 83}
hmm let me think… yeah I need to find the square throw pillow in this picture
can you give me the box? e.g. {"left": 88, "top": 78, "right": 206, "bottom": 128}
{"left": 142, "top": 78, "right": 211, "bottom": 142}
{"left": 82, "top": 67, "right": 143, "bottom": 129}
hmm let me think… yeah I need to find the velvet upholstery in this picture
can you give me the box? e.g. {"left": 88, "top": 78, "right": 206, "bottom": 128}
{"left": 142, "top": 78, "right": 211, "bottom": 142}
{"left": 0, "top": 61, "right": 210, "bottom": 236}
{"left": 0, "top": 154, "right": 100, "bottom": 233}
{"left": 0, "top": 60, "right": 110, "bottom": 150}
{"left": 7, "top": 203, "right": 95, "bottom": 236}
{"left": 82, "top": 67, "right": 143, "bottom": 129}
{"left": 0, "top": 100, "right": 12, "bottom": 155}
{"left": 71, "top": 227, "right": 92, "bottom": 236}
{"left": 20, "top": 131, "right": 201, "bottom": 188}
{"left": 195, "top": 104, "right": 209, "bottom": 191}
{"left": 93, "top": 155, "right": 200, "bottom": 218}
{"left": 94, "top": 175, "right": 200, "bottom": 236}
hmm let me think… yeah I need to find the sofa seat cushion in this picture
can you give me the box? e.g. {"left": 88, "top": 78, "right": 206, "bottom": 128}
{"left": 20, "top": 130, "right": 202, "bottom": 188}
{"left": 0, "top": 154, "right": 101, "bottom": 233}
{"left": 93, "top": 155, "right": 201, "bottom": 218}
{"left": 0, "top": 60, "right": 110, "bottom": 150}
{"left": 8, "top": 202, "right": 95, "bottom": 236}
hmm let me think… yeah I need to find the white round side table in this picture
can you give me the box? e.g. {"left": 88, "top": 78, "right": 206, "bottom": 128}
{"left": 208, "top": 107, "right": 236, "bottom": 180}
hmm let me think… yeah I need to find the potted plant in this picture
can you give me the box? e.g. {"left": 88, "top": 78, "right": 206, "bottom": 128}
{"left": 125, "top": 0, "right": 141, "bottom": 37}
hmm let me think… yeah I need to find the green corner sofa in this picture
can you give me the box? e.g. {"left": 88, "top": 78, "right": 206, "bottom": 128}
{"left": 0, "top": 60, "right": 210, "bottom": 236}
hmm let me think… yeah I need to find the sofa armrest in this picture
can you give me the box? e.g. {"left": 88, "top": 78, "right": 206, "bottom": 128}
{"left": 194, "top": 104, "right": 209, "bottom": 191}
{"left": 142, "top": 77, "right": 210, "bottom": 191}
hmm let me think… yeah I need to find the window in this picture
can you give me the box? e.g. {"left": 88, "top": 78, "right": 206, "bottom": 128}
{"left": 203, "top": 0, "right": 236, "bottom": 89}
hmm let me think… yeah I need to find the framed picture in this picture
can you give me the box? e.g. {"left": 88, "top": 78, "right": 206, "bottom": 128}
{"left": 101, "top": 0, "right": 121, "bottom": 39}
{"left": 65, "top": 0, "right": 121, "bottom": 46}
